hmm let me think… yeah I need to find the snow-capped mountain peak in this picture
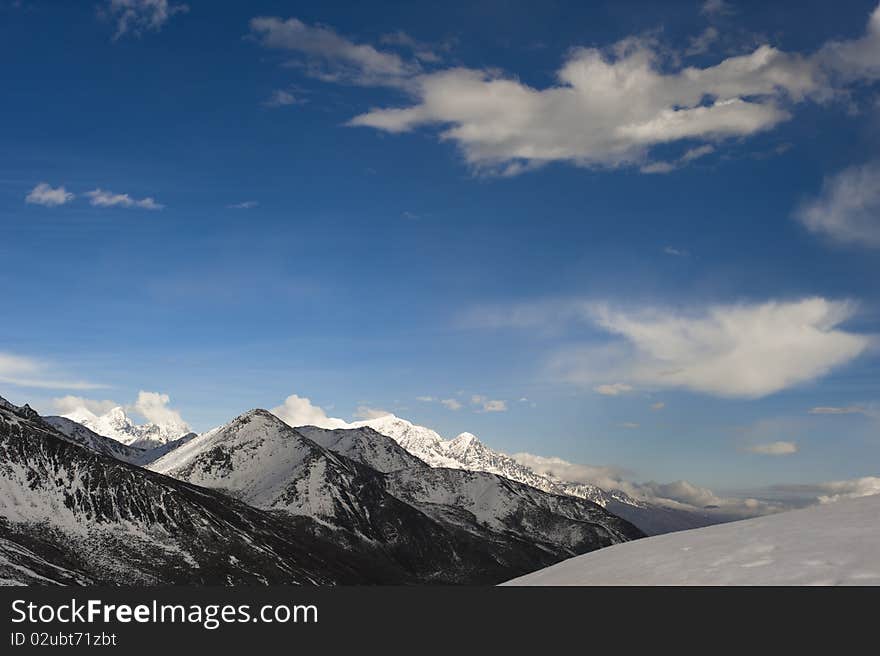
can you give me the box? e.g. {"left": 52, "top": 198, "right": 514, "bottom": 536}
{"left": 61, "top": 404, "right": 189, "bottom": 449}
{"left": 350, "top": 413, "right": 463, "bottom": 468}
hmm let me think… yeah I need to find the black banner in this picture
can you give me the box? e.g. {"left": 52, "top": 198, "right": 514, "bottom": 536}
{"left": 0, "top": 585, "right": 869, "bottom": 651}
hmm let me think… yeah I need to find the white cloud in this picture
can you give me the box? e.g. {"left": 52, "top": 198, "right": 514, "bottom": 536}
{"left": 86, "top": 188, "right": 164, "bottom": 210}
{"left": 52, "top": 395, "right": 118, "bottom": 416}
{"left": 809, "top": 405, "right": 866, "bottom": 415}
{"left": 594, "top": 383, "right": 634, "bottom": 396}
{"left": 815, "top": 476, "right": 880, "bottom": 503}
{"left": 25, "top": 182, "right": 74, "bottom": 207}
{"left": 560, "top": 298, "right": 868, "bottom": 398}
{"left": 249, "top": 17, "right": 418, "bottom": 88}
{"left": 348, "top": 40, "right": 820, "bottom": 174}
{"left": 482, "top": 399, "right": 508, "bottom": 412}
{"left": 511, "top": 453, "right": 630, "bottom": 488}
{"left": 441, "top": 398, "right": 462, "bottom": 410}
{"left": 470, "top": 395, "right": 507, "bottom": 412}
{"left": 620, "top": 422, "right": 640, "bottom": 429}
{"left": 416, "top": 395, "right": 436, "bottom": 402}
{"left": 796, "top": 161, "right": 880, "bottom": 247}
{"left": 747, "top": 441, "right": 799, "bottom": 456}
{"left": 651, "top": 401, "right": 666, "bottom": 410}
{"left": 353, "top": 405, "right": 391, "bottom": 420}
{"left": 239, "top": 4, "right": 878, "bottom": 175}
{"left": 227, "top": 201, "right": 259, "bottom": 209}
{"left": 129, "top": 390, "right": 189, "bottom": 430}
{"left": 0, "top": 352, "right": 106, "bottom": 390}
{"left": 663, "top": 246, "right": 689, "bottom": 256}
{"left": 270, "top": 393, "right": 349, "bottom": 429}
{"left": 103, "top": 0, "right": 188, "bottom": 40}
{"left": 264, "top": 89, "right": 298, "bottom": 107}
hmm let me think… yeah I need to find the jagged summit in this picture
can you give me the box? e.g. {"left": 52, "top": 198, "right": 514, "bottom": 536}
{"left": 60, "top": 403, "right": 189, "bottom": 449}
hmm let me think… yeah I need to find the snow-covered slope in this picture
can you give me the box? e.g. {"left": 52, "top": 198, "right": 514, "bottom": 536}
{"left": 298, "top": 425, "right": 426, "bottom": 473}
{"left": 504, "top": 494, "right": 880, "bottom": 586}
{"left": 149, "top": 410, "right": 396, "bottom": 528}
{"left": 61, "top": 405, "right": 189, "bottom": 449}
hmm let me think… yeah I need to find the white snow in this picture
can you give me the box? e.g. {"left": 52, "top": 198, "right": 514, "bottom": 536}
{"left": 149, "top": 410, "right": 361, "bottom": 522}
{"left": 61, "top": 405, "right": 189, "bottom": 449}
{"left": 504, "top": 494, "right": 880, "bottom": 586}
{"left": 353, "top": 414, "right": 635, "bottom": 509}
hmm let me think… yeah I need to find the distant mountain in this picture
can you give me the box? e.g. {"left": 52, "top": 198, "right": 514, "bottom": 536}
{"left": 504, "top": 493, "right": 880, "bottom": 586}
{"left": 60, "top": 405, "right": 190, "bottom": 449}
{"left": 352, "top": 413, "right": 714, "bottom": 534}
{"left": 44, "top": 415, "right": 196, "bottom": 467}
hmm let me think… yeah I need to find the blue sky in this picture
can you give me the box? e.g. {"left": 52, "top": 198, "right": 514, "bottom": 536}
{"left": 2, "top": 0, "right": 879, "bottom": 494}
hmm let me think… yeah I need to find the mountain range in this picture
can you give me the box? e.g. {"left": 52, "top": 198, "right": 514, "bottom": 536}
{"left": 54, "top": 403, "right": 725, "bottom": 535}
{"left": 1, "top": 395, "right": 643, "bottom": 585}
{"left": 349, "top": 413, "right": 721, "bottom": 534}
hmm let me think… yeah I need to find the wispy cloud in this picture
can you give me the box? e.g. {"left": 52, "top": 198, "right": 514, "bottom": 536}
{"left": 594, "top": 383, "right": 634, "bottom": 396}
{"left": 747, "top": 441, "right": 799, "bottom": 456}
{"left": 471, "top": 296, "right": 870, "bottom": 399}
{"left": 808, "top": 405, "right": 867, "bottom": 415}
{"left": 101, "top": 0, "right": 189, "bottom": 41}
{"left": 796, "top": 161, "right": 880, "bottom": 247}
{"left": 470, "top": 395, "right": 507, "bottom": 412}
{"left": 686, "top": 26, "right": 719, "bottom": 56}
{"left": 249, "top": 16, "right": 419, "bottom": 88}
{"left": 700, "top": 0, "right": 735, "bottom": 18}
{"left": 227, "top": 200, "right": 259, "bottom": 209}
{"left": 263, "top": 89, "right": 299, "bottom": 107}
{"left": 0, "top": 352, "right": 106, "bottom": 390}
{"left": 352, "top": 405, "right": 391, "bottom": 420}
{"left": 86, "top": 188, "right": 164, "bottom": 210}
{"left": 25, "top": 182, "right": 75, "bottom": 207}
